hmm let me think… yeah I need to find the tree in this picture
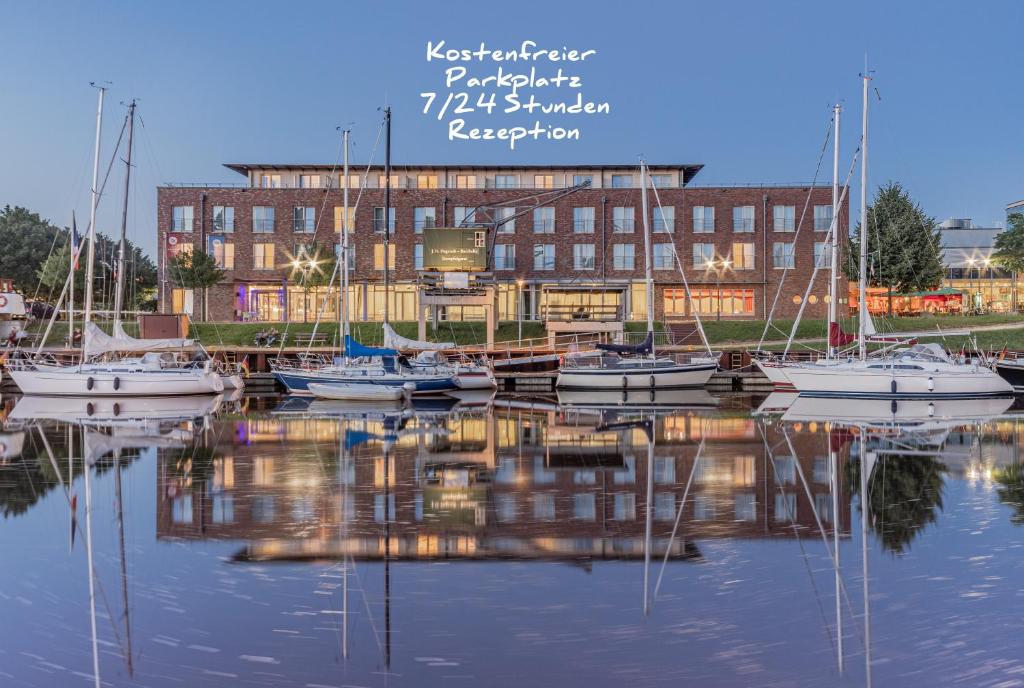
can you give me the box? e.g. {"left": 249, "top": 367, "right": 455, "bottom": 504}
{"left": 0, "top": 205, "right": 64, "bottom": 294}
{"left": 167, "top": 249, "right": 225, "bottom": 321}
{"left": 992, "top": 213, "right": 1024, "bottom": 311}
{"left": 845, "top": 183, "right": 944, "bottom": 316}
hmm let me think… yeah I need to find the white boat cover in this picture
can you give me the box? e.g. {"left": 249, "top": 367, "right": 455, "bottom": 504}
{"left": 0, "top": 292, "right": 25, "bottom": 316}
{"left": 83, "top": 321, "right": 196, "bottom": 357}
{"left": 382, "top": 322, "right": 455, "bottom": 351}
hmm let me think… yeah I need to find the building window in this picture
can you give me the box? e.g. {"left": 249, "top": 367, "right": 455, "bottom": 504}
{"left": 613, "top": 243, "right": 635, "bottom": 270}
{"left": 573, "top": 493, "right": 596, "bottom": 520}
{"left": 650, "top": 174, "right": 672, "bottom": 188}
{"left": 814, "top": 241, "right": 832, "bottom": 268}
{"left": 613, "top": 206, "right": 635, "bottom": 233}
{"left": 377, "top": 174, "right": 401, "bottom": 188}
{"left": 653, "top": 243, "right": 676, "bottom": 270}
{"left": 493, "top": 174, "right": 518, "bottom": 188}
{"left": 655, "top": 493, "right": 676, "bottom": 521}
{"left": 374, "top": 244, "right": 396, "bottom": 270}
{"left": 253, "top": 243, "right": 275, "bottom": 270}
{"left": 334, "top": 206, "right": 355, "bottom": 233}
{"left": 494, "top": 244, "right": 516, "bottom": 270}
{"left": 814, "top": 204, "right": 834, "bottom": 232}
{"left": 613, "top": 493, "right": 636, "bottom": 521}
{"left": 207, "top": 238, "right": 234, "bottom": 270}
{"left": 495, "top": 206, "right": 516, "bottom": 234}
{"left": 693, "top": 206, "right": 715, "bottom": 233}
{"left": 611, "top": 174, "right": 633, "bottom": 188}
{"left": 653, "top": 205, "right": 674, "bottom": 233}
{"left": 340, "top": 174, "right": 360, "bottom": 188}
{"left": 688, "top": 288, "right": 756, "bottom": 316}
{"left": 533, "top": 493, "right": 555, "bottom": 521}
{"left": 252, "top": 206, "right": 275, "bottom": 233}
{"left": 259, "top": 174, "right": 281, "bottom": 188}
{"left": 573, "top": 174, "right": 593, "bottom": 186}
{"left": 733, "top": 205, "right": 755, "bottom": 233}
{"left": 533, "top": 207, "right": 555, "bottom": 234}
{"left": 775, "top": 493, "right": 797, "bottom": 522}
{"left": 298, "top": 174, "right": 320, "bottom": 189}
{"left": 455, "top": 174, "right": 477, "bottom": 189}
{"left": 417, "top": 174, "right": 438, "bottom": 189}
{"left": 732, "top": 242, "right": 755, "bottom": 270}
{"left": 335, "top": 243, "right": 356, "bottom": 271}
{"left": 534, "top": 174, "right": 555, "bottom": 189}
{"left": 573, "top": 244, "right": 595, "bottom": 270}
{"left": 373, "top": 207, "right": 395, "bottom": 233}
{"left": 694, "top": 494, "right": 715, "bottom": 521}
{"left": 171, "top": 205, "right": 194, "bottom": 232}
{"left": 414, "top": 244, "right": 423, "bottom": 270}
{"left": 533, "top": 244, "right": 555, "bottom": 271}
{"left": 735, "top": 493, "right": 757, "bottom": 522}
{"left": 774, "top": 205, "right": 796, "bottom": 232}
{"left": 573, "top": 207, "right": 595, "bottom": 233}
{"left": 212, "top": 206, "right": 234, "bottom": 232}
{"left": 773, "top": 242, "right": 795, "bottom": 268}
{"left": 414, "top": 207, "right": 436, "bottom": 233}
{"left": 693, "top": 243, "right": 715, "bottom": 269}
{"left": 293, "top": 206, "right": 315, "bottom": 233}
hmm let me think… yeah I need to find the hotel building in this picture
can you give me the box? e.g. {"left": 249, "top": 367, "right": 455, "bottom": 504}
{"left": 157, "top": 164, "right": 849, "bottom": 323}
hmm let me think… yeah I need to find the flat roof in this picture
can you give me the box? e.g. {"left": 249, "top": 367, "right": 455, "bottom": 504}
{"left": 225, "top": 162, "right": 705, "bottom": 185}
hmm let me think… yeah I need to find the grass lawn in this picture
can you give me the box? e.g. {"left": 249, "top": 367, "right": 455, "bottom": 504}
{"left": 21, "top": 312, "right": 1024, "bottom": 350}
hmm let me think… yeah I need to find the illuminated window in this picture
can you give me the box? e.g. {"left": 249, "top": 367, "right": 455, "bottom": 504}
{"left": 417, "top": 174, "right": 439, "bottom": 189}
{"left": 373, "top": 244, "right": 396, "bottom": 271}
{"left": 455, "top": 174, "right": 477, "bottom": 189}
{"left": 334, "top": 206, "right": 355, "bottom": 233}
{"left": 534, "top": 174, "right": 555, "bottom": 188}
{"left": 733, "top": 242, "right": 755, "bottom": 270}
{"left": 253, "top": 243, "right": 275, "bottom": 270}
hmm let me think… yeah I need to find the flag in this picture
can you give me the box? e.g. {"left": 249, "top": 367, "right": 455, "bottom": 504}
{"left": 71, "top": 213, "right": 81, "bottom": 271}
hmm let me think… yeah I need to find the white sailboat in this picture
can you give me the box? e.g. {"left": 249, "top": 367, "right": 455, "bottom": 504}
{"left": 782, "top": 72, "right": 1011, "bottom": 400}
{"left": 556, "top": 161, "right": 719, "bottom": 390}
{"left": 383, "top": 323, "right": 496, "bottom": 389}
{"left": 9, "top": 98, "right": 222, "bottom": 397}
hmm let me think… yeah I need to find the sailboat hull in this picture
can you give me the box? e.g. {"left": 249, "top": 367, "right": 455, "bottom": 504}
{"left": 10, "top": 365, "right": 224, "bottom": 396}
{"left": 753, "top": 359, "right": 795, "bottom": 390}
{"left": 785, "top": 362, "right": 1013, "bottom": 399}
{"left": 555, "top": 362, "right": 717, "bottom": 390}
{"left": 274, "top": 369, "right": 458, "bottom": 396}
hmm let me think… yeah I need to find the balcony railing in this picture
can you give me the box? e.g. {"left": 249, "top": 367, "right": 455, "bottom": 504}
{"left": 543, "top": 304, "right": 621, "bottom": 322}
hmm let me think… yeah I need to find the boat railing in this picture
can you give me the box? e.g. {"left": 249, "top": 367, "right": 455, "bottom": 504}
{"left": 493, "top": 331, "right": 605, "bottom": 360}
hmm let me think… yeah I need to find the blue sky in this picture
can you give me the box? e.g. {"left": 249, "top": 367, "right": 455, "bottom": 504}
{"left": 1, "top": 0, "right": 1022, "bottom": 258}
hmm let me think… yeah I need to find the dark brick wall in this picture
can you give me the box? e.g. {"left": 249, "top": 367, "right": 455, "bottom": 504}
{"left": 157, "top": 184, "right": 849, "bottom": 321}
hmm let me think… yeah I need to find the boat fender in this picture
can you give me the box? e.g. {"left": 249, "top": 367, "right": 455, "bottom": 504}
{"left": 622, "top": 375, "right": 628, "bottom": 389}
{"left": 890, "top": 379, "right": 897, "bottom": 394}
{"left": 928, "top": 402, "right": 935, "bottom": 417}
{"left": 890, "top": 400, "right": 897, "bottom": 414}
{"left": 113, "top": 376, "right": 120, "bottom": 391}
{"left": 649, "top": 388, "right": 656, "bottom": 403}
{"left": 927, "top": 376, "right": 934, "bottom": 391}
{"left": 86, "top": 402, "right": 94, "bottom": 416}
{"left": 113, "top": 403, "right": 120, "bottom": 417}
{"left": 649, "top": 375, "right": 655, "bottom": 388}
{"left": 86, "top": 377, "right": 94, "bottom": 390}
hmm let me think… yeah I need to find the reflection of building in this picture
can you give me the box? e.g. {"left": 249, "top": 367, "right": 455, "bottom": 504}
{"left": 156, "top": 410, "right": 851, "bottom": 562}
{"left": 157, "top": 164, "right": 848, "bottom": 323}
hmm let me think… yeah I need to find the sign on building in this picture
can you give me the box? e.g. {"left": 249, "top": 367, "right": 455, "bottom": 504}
{"left": 422, "top": 227, "right": 487, "bottom": 272}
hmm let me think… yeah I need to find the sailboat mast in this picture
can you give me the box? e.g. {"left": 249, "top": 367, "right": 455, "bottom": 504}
{"left": 858, "top": 73, "right": 870, "bottom": 361}
{"left": 382, "top": 107, "right": 392, "bottom": 324}
{"left": 829, "top": 104, "right": 841, "bottom": 360}
{"left": 113, "top": 100, "right": 136, "bottom": 330}
{"left": 69, "top": 212, "right": 75, "bottom": 346}
{"left": 640, "top": 161, "right": 654, "bottom": 341}
{"left": 341, "top": 129, "right": 351, "bottom": 340}
{"left": 83, "top": 84, "right": 107, "bottom": 326}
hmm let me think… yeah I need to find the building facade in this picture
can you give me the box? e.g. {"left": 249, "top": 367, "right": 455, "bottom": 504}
{"left": 940, "top": 217, "right": 1016, "bottom": 313}
{"left": 157, "top": 164, "right": 849, "bottom": 323}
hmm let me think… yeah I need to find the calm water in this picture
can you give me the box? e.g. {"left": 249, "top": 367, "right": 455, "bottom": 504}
{"left": 2, "top": 391, "right": 1024, "bottom": 688}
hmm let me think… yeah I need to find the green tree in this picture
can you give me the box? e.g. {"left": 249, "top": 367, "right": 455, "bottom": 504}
{"left": 0, "top": 205, "right": 65, "bottom": 294}
{"left": 992, "top": 213, "right": 1024, "bottom": 311}
{"left": 167, "top": 249, "right": 225, "bottom": 322}
{"left": 845, "top": 183, "right": 944, "bottom": 315}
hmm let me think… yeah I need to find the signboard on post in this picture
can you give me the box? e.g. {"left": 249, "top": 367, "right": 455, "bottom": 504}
{"left": 423, "top": 227, "right": 487, "bottom": 272}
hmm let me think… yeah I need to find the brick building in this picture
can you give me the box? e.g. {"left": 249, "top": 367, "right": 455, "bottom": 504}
{"left": 157, "top": 164, "right": 849, "bottom": 323}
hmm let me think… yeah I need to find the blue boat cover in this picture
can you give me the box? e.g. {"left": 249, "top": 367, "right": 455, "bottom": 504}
{"left": 345, "top": 335, "right": 399, "bottom": 358}
{"left": 596, "top": 331, "right": 653, "bottom": 355}
{"left": 344, "top": 429, "right": 379, "bottom": 450}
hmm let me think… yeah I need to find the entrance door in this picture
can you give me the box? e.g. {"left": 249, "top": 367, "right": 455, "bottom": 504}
{"left": 253, "top": 290, "right": 284, "bottom": 322}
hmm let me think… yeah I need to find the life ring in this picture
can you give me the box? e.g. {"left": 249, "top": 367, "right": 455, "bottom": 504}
{"left": 0, "top": 295, "right": 7, "bottom": 308}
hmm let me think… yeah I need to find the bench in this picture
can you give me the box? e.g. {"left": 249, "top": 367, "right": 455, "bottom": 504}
{"left": 292, "top": 333, "right": 329, "bottom": 347}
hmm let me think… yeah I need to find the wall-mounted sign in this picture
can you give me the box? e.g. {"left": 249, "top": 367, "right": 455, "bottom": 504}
{"left": 423, "top": 227, "right": 487, "bottom": 272}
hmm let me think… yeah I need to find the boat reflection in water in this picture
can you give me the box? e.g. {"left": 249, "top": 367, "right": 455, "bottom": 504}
{"left": 5, "top": 390, "right": 1024, "bottom": 687}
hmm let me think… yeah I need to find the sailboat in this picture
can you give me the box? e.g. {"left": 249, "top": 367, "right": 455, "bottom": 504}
{"left": 9, "top": 97, "right": 223, "bottom": 397}
{"left": 782, "top": 72, "right": 1011, "bottom": 400}
{"left": 556, "top": 161, "right": 719, "bottom": 390}
{"left": 273, "top": 117, "right": 457, "bottom": 399}
{"left": 383, "top": 323, "right": 496, "bottom": 390}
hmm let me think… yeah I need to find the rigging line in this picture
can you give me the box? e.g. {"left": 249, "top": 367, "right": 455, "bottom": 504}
{"left": 758, "top": 116, "right": 834, "bottom": 352}
{"left": 653, "top": 437, "right": 705, "bottom": 598}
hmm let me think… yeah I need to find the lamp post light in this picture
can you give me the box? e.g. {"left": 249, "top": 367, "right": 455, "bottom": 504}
{"left": 517, "top": 279, "right": 525, "bottom": 343}
{"left": 707, "top": 258, "right": 731, "bottom": 321}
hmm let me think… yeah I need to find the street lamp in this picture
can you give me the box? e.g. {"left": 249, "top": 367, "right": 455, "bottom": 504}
{"left": 707, "top": 258, "right": 731, "bottom": 321}
{"left": 517, "top": 279, "right": 525, "bottom": 343}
